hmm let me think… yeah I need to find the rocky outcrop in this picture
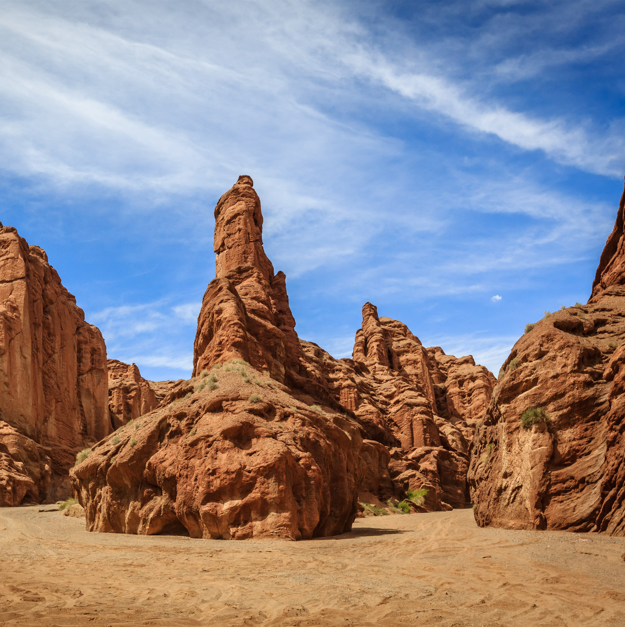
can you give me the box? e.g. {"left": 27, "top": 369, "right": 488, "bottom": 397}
{"left": 0, "top": 226, "right": 110, "bottom": 503}
{"left": 0, "top": 421, "right": 51, "bottom": 506}
{"left": 72, "top": 364, "right": 364, "bottom": 540}
{"left": 469, "top": 184, "right": 625, "bottom": 536}
{"left": 193, "top": 175, "right": 303, "bottom": 385}
{"left": 108, "top": 360, "right": 160, "bottom": 429}
{"left": 71, "top": 175, "right": 495, "bottom": 539}
{"left": 300, "top": 303, "right": 496, "bottom": 511}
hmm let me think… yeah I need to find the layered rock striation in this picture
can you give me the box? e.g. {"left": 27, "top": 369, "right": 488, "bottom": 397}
{"left": 0, "top": 226, "right": 110, "bottom": 503}
{"left": 469, "top": 184, "right": 625, "bottom": 535}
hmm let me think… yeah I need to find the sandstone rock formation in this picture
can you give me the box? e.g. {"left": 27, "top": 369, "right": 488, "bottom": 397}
{"left": 301, "top": 303, "right": 496, "bottom": 511}
{"left": 0, "top": 226, "right": 110, "bottom": 503}
{"left": 108, "top": 359, "right": 160, "bottom": 429}
{"left": 469, "top": 184, "right": 625, "bottom": 536}
{"left": 72, "top": 366, "right": 364, "bottom": 539}
{"left": 71, "top": 175, "right": 495, "bottom": 539}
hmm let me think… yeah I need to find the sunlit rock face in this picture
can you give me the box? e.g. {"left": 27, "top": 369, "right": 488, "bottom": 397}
{"left": 0, "top": 225, "right": 110, "bottom": 503}
{"left": 469, "top": 184, "right": 625, "bottom": 536}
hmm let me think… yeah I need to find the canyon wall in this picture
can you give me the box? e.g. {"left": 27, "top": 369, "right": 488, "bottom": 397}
{"left": 469, "top": 184, "right": 625, "bottom": 535}
{"left": 0, "top": 225, "right": 110, "bottom": 503}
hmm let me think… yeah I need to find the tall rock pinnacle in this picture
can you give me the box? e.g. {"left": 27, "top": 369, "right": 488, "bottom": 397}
{"left": 193, "top": 176, "right": 302, "bottom": 384}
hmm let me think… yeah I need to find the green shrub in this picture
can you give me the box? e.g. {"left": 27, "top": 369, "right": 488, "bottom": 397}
{"left": 543, "top": 311, "right": 551, "bottom": 319}
{"left": 110, "top": 456, "right": 116, "bottom": 464}
{"left": 397, "top": 500, "right": 411, "bottom": 514}
{"left": 208, "top": 381, "right": 218, "bottom": 391}
{"left": 201, "top": 370, "right": 209, "bottom": 378}
{"left": 249, "top": 394, "right": 262, "bottom": 403}
{"left": 130, "top": 438, "right": 138, "bottom": 447}
{"left": 208, "top": 373, "right": 218, "bottom": 382}
{"left": 195, "top": 382, "right": 206, "bottom": 392}
{"left": 262, "top": 370, "right": 269, "bottom": 376}
{"left": 75, "top": 448, "right": 92, "bottom": 466}
{"left": 126, "top": 419, "right": 136, "bottom": 428}
{"left": 406, "top": 488, "right": 427, "bottom": 506}
{"left": 311, "top": 405, "right": 324, "bottom": 413}
{"left": 213, "top": 363, "right": 222, "bottom": 370}
{"left": 524, "top": 322, "right": 536, "bottom": 334}
{"left": 560, "top": 305, "right": 566, "bottom": 310}
{"left": 112, "top": 436, "right": 120, "bottom": 445}
{"left": 253, "top": 378, "right": 263, "bottom": 386}
{"left": 189, "top": 428, "right": 196, "bottom": 436}
{"left": 185, "top": 392, "right": 192, "bottom": 399}
{"left": 508, "top": 357, "right": 521, "bottom": 371}
{"left": 520, "top": 407, "right": 550, "bottom": 429}
{"left": 58, "top": 497, "right": 78, "bottom": 511}
{"left": 575, "top": 302, "right": 583, "bottom": 307}
{"left": 609, "top": 341, "right": 620, "bottom": 350}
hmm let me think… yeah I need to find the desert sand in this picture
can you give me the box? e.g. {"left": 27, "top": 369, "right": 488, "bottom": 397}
{"left": 0, "top": 507, "right": 623, "bottom": 627}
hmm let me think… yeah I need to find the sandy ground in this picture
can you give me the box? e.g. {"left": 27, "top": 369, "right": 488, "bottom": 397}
{"left": 0, "top": 507, "right": 624, "bottom": 627}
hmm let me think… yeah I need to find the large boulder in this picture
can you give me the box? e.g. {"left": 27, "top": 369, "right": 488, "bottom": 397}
{"left": 469, "top": 184, "right": 625, "bottom": 535}
{"left": 0, "top": 226, "right": 110, "bottom": 503}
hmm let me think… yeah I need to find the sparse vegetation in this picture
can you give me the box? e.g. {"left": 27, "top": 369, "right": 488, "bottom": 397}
{"left": 130, "top": 438, "right": 138, "bottom": 447}
{"left": 126, "top": 419, "right": 136, "bottom": 429}
{"left": 185, "top": 392, "right": 192, "bottom": 399}
{"left": 575, "top": 302, "right": 583, "bottom": 307}
{"left": 112, "top": 436, "right": 120, "bottom": 445}
{"left": 498, "top": 367, "right": 505, "bottom": 380}
{"left": 195, "top": 382, "right": 206, "bottom": 392}
{"left": 262, "top": 370, "right": 269, "bottom": 376}
{"left": 524, "top": 322, "right": 536, "bottom": 334}
{"left": 207, "top": 381, "right": 218, "bottom": 391}
{"left": 190, "top": 428, "right": 196, "bottom": 436}
{"left": 360, "top": 503, "right": 389, "bottom": 516}
{"left": 253, "top": 378, "right": 263, "bottom": 386}
{"left": 75, "top": 448, "right": 91, "bottom": 466}
{"left": 543, "top": 311, "right": 552, "bottom": 319}
{"left": 58, "top": 497, "right": 78, "bottom": 511}
{"left": 405, "top": 488, "right": 428, "bottom": 506}
{"left": 110, "top": 456, "right": 116, "bottom": 464}
{"left": 208, "top": 373, "right": 218, "bottom": 382}
{"left": 508, "top": 357, "right": 521, "bottom": 371}
{"left": 520, "top": 407, "right": 550, "bottom": 429}
{"left": 213, "top": 363, "right": 222, "bottom": 370}
{"left": 397, "top": 501, "right": 411, "bottom": 514}
{"left": 609, "top": 341, "right": 620, "bottom": 350}
{"left": 201, "top": 370, "right": 209, "bottom": 378}
{"left": 311, "top": 405, "right": 324, "bottom": 413}
{"left": 290, "top": 406, "right": 298, "bottom": 411}
{"left": 249, "top": 394, "right": 262, "bottom": 403}
{"left": 560, "top": 305, "right": 566, "bottom": 310}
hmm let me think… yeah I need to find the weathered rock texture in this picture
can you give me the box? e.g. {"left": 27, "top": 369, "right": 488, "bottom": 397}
{"left": 72, "top": 368, "right": 364, "bottom": 539}
{"left": 193, "top": 175, "right": 303, "bottom": 386}
{"left": 0, "top": 226, "right": 110, "bottom": 504}
{"left": 301, "top": 303, "right": 496, "bottom": 511}
{"left": 72, "top": 176, "right": 495, "bottom": 540}
{"left": 108, "top": 359, "right": 160, "bottom": 429}
{"left": 469, "top": 184, "right": 625, "bottom": 535}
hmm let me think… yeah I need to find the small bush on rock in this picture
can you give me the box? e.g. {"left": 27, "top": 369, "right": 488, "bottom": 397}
{"left": 311, "top": 405, "right": 324, "bottom": 413}
{"left": 75, "top": 448, "right": 91, "bottom": 466}
{"left": 406, "top": 488, "right": 427, "bottom": 506}
{"left": 130, "top": 438, "right": 138, "bottom": 447}
{"left": 508, "top": 357, "right": 521, "bottom": 371}
{"left": 520, "top": 407, "right": 550, "bottom": 429}
{"left": 112, "top": 436, "right": 120, "bottom": 445}
{"left": 249, "top": 394, "right": 262, "bottom": 403}
{"left": 58, "top": 497, "right": 78, "bottom": 511}
{"left": 524, "top": 323, "right": 536, "bottom": 334}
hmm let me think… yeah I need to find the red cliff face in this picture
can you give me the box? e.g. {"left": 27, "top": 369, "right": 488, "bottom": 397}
{"left": 469, "top": 184, "right": 625, "bottom": 536}
{"left": 0, "top": 226, "right": 110, "bottom": 503}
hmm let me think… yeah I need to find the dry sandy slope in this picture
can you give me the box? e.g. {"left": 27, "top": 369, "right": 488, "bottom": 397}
{"left": 0, "top": 507, "right": 623, "bottom": 627}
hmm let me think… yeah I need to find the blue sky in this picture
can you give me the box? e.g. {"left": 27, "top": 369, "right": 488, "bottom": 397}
{"left": 1, "top": 0, "right": 624, "bottom": 380}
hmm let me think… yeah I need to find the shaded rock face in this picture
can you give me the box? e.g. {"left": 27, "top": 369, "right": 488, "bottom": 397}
{"left": 0, "top": 227, "right": 110, "bottom": 503}
{"left": 300, "top": 303, "right": 496, "bottom": 511}
{"left": 72, "top": 368, "right": 363, "bottom": 540}
{"left": 469, "top": 185, "right": 625, "bottom": 536}
{"left": 108, "top": 360, "right": 160, "bottom": 429}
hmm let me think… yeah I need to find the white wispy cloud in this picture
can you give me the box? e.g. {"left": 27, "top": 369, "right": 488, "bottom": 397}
{"left": 491, "top": 295, "right": 502, "bottom": 302}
